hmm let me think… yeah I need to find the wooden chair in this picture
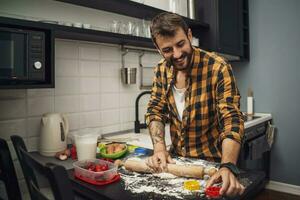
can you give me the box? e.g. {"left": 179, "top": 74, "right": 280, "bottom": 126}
{"left": 11, "top": 135, "right": 75, "bottom": 200}
{"left": 0, "top": 137, "right": 23, "bottom": 200}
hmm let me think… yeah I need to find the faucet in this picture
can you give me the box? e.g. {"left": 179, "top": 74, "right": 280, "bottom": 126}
{"left": 135, "top": 91, "right": 151, "bottom": 133}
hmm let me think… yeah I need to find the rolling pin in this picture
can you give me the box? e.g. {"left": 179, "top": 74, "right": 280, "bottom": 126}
{"left": 115, "top": 159, "right": 217, "bottom": 179}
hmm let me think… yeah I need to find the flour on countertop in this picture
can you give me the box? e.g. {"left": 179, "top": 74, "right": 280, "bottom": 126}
{"left": 119, "top": 157, "right": 215, "bottom": 200}
{"left": 119, "top": 157, "right": 252, "bottom": 200}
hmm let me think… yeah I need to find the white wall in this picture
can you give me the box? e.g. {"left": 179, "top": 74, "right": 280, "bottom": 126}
{"left": 233, "top": 0, "right": 300, "bottom": 186}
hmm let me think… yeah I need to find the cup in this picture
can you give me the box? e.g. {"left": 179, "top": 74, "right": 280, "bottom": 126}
{"left": 74, "top": 129, "right": 100, "bottom": 161}
{"left": 110, "top": 20, "right": 120, "bottom": 33}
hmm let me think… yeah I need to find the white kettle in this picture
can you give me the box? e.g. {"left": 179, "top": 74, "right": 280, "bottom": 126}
{"left": 39, "top": 112, "right": 69, "bottom": 156}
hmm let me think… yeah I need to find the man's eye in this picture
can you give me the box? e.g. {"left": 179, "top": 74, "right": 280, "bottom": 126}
{"left": 177, "top": 41, "right": 185, "bottom": 47}
{"left": 162, "top": 48, "right": 172, "bottom": 54}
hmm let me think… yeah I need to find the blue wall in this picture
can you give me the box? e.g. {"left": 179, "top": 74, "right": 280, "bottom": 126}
{"left": 232, "top": 0, "right": 300, "bottom": 185}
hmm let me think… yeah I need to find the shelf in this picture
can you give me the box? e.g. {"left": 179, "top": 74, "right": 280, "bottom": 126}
{"left": 55, "top": 0, "right": 209, "bottom": 30}
{"left": 54, "top": 25, "right": 155, "bottom": 49}
{"left": 0, "top": 16, "right": 156, "bottom": 49}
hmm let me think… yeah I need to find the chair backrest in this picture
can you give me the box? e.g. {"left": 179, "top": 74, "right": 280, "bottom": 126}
{"left": 0, "top": 138, "right": 22, "bottom": 200}
{"left": 11, "top": 135, "right": 75, "bottom": 200}
{"left": 11, "top": 135, "right": 38, "bottom": 198}
{"left": 19, "top": 148, "right": 75, "bottom": 200}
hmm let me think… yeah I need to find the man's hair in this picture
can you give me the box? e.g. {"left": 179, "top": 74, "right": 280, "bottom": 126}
{"left": 150, "top": 12, "right": 189, "bottom": 45}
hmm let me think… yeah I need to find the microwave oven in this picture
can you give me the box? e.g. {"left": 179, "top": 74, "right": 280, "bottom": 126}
{"left": 0, "top": 22, "right": 53, "bottom": 89}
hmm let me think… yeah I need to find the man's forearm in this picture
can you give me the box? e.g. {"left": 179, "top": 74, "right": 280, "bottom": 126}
{"left": 221, "top": 138, "right": 241, "bottom": 164}
{"left": 149, "top": 121, "right": 166, "bottom": 152}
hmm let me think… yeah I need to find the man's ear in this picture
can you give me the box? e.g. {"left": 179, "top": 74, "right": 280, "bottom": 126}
{"left": 187, "top": 28, "right": 193, "bottom": 42}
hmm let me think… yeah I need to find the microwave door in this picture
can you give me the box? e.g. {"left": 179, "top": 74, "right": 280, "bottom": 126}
{"left": 0, "top": 31, "right": 27, "bottom": 80}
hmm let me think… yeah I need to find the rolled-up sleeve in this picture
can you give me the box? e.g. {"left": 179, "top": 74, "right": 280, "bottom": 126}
{"left": 216, "top": 63, "right": 244, "bottom": 144}
{"left": 145, "top": 66, "right": 169, "bottom": 126}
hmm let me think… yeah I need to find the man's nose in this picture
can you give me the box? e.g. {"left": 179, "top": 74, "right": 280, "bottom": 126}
{"left": 173, "top": 47, "right": 182, "bottom": 59}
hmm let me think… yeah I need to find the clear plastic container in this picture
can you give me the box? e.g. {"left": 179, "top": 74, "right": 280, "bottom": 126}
{"left": 72, "top": 128, "right": 101, "bottom": 161}
{"left": 73, "top": 159, "right": 117, "bottom": 182}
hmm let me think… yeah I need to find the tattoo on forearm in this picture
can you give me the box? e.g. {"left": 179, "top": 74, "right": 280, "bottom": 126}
{"left": 149, "top": 121, "right": 165, "bottom": 145}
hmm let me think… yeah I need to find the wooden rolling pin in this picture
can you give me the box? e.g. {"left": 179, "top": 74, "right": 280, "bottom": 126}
{"left": 115, "top": 159, "right": 217, "bottom": 179}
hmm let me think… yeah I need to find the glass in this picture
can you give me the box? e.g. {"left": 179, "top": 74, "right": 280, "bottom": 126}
{"left": 141, "top": 20, "right": 151, "bottom": 38}
{"left": 127, "top": 21, "right": 134, "bottom": 35}
{"left": 133, "top": 22, "right": 141, "bottom": 37}
{"left": 169, "top": 0, "right": 179, "bottom": 14}
{"left": 110, "top": 20, "right": 120, "bottom": 33}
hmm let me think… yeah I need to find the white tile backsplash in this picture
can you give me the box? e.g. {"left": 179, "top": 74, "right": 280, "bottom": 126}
{"left": 79, "top": 111, "right": 101, "bottom": 128}
{"left": 27, "top": 89, "right": 54, "bottom": 97}
{"left": 120, "top": 122, "right": 134, "bottom": 131}
{"left": 119, "top": 82, "right": 139, "bottom": 93}
{"left": 80, "top": 77, "right": 100, "bottom": 94}
{"left": 65, "top": 113, "right": 81, "bottom": 131}
{"left": 56, "top": 58, "right": 79, "bottom": 77}
{"left": 101, "top": 124, "right": 121, "bottom": 134}
{"left": 100, "top": 77, "right": 119, "bottom": 93}
{"left": 0, "top": 99, "right": 26, "bottom": 120}
{"left": 55, "top": 40, "right": 78, "bottom": 59}
{"left": 80, "top": 94, "right": 100, "bottom": 111}
{"left": 27, "top": 97, "right": 54, "bottom": 117}
{"left": 120, "top": 107, "right": 135, "bottom": 123}
{"left": 100, "top": 93, "right": 119, "bottom": 110}
{"left": 100, "top": 45, "right": 121, "bottom": 62}
{"left": 55, "top": 77, "right": 80, "bottom": 95}
{"left": 79, "top": 60, "right": 100, "bottom": 77}
{"left": 27, "top": 117, "right": 41, "bottom": 137}
{"left": 0, "top": 89, "right": 26, "bottom": 99}
{"left": 100, "top": 61, "right": 120, "bottom": 77}
{"left": 119, "top": 93, "right": 137, "bottom": 108}
{"left": 27, "top": 136, "right": 39, "bottom": 151}
{"left": 79, "top": 44, "right": 100, "bottom": 60}
{"left": 0, "top": 119, "right": 26, "bottom": 140}
{"left": 54, "top": 95, "right": 80, "bottom": 113}
{"left": 101, "top": 109, "right": 120, "bottom": 126}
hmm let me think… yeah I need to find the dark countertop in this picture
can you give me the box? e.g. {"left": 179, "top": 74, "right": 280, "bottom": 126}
{"left": 31, "top": 152, "right": 267, "bottom": 200}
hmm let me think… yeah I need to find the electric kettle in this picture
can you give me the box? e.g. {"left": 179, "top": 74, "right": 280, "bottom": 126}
{"left": 39, "top": 112, "right": 69, "bottom": 156}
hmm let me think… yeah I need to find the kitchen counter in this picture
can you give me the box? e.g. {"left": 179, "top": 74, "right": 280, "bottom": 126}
{"left": 30, "top": 152, "right": 266, "bottom": 200}
{"left": 29, "top": 113, "right": 272, "bottom": 200}
{"left": 102, "top": 113, "right": 272, "bottom": 150}
{"left": 244, "top": 113, "right": 272, "bottom": 129}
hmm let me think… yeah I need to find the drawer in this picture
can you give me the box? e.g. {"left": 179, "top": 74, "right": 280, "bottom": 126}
{"left": 244, "top": 121, "right": 268, "bottom": 142}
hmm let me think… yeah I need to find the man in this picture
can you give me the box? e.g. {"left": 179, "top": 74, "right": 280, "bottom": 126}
{"left": 145, "top": 12, "right": 245, "bottom": 197}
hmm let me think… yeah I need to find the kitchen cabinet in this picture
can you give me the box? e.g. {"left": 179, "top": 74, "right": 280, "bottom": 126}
{"left": 195, "top": 0, "right": 249, "bottom": 61}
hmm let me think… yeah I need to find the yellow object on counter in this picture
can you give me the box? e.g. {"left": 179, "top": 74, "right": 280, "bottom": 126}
{"left": 184, "top": 180, "right": 200, "bottom": 191}
{"left": 127, "top": 145, "right": 139, "bottom": 153}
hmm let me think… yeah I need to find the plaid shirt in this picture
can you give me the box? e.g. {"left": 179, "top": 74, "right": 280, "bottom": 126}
{"left": 145, "top": 48, "right": 244, "bottom": 162}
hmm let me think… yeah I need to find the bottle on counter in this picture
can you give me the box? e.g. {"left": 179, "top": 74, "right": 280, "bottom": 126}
{"left": 247, "top": 88, "right": 254, "bottom": 120}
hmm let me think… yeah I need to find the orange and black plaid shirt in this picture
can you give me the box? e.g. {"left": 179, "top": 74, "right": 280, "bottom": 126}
{"left": 145, "top": 48, "right": 244, "bottom": 162}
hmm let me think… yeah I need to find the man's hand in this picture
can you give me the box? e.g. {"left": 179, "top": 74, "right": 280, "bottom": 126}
{"left": 146, "top": 150, "right": 175, "bottom": 172}
{"left": 147, "top": 121, "right": 176, "bottom": 171}
{"left": 206, "top": 167, "right": 245, "bottom": 197}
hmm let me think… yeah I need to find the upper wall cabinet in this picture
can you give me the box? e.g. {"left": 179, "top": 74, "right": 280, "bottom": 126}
{"left": 195, "top": 0, "right": 249, "bottom": 61}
